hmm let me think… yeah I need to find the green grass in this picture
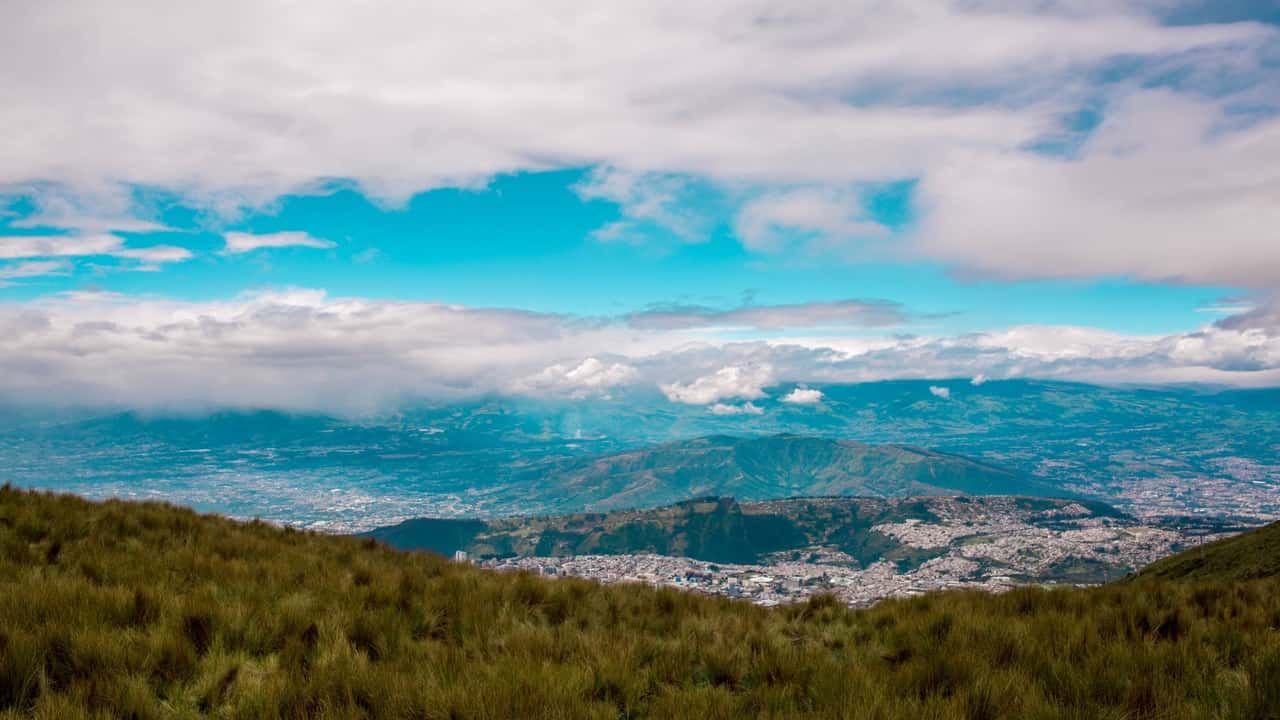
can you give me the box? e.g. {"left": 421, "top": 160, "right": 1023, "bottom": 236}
{"left": 2, "top": 484, "right": 1280, "bottom": 719}
{"left": 1138, "top": 520, "right": 1280, "bottom": 582}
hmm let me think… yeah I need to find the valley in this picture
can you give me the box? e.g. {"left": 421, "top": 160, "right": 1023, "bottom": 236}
{"left": 367, "top": 494, "right": 1224, "bottom": 606}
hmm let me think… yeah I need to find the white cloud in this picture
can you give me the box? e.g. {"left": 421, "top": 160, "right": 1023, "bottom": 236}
{"left": 660, "top": 364, "right": 774, "bottom": 405}
{"left": 0, "top": 260, "right": 71, "bottom": 285}
{"left": 734, "top": 187, "right": 890, "bottom": 254}
{"left": 914, "top": 90, "right": 1280, "bottom": 287}
{"left": 970, "top": 373, "right": 988, "bottom": 386}
{"left": 522, "top": 357, "right": 639, "bottom": 398}
{"left": 929, "top": 385, "right": 951, "bottom": 399}
{"left": 573, "top": 168, "right": 707, "bottom": 244}
{"left": 780, "top": 387, "right": 824, "bottom": 404}
{"left": 5, "top": 184, "right": 171, "bottom": 234}
{"left": 223, "top": 231, "right": 336, "bottom": 254}
{"left": 1, "top": 0, "right": 1274, "bottom": 288}
{"left": 0, "top": 233, "right": 191, "bottom": 266}
{"left": 0, "top": 291, "right": 1277, "bottom": 412}
{"left": 709, "top": 402, "right": 764, "bottom": 416}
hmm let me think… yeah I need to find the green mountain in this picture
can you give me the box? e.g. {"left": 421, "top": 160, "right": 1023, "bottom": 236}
{"left": 4, "top": 486, "right": 1280, "bottom": 719}
{"left": 513, "top": 434, "right": 1055, "bottom": 513}
{"left": 1137, "top": 520, "right": 1280, "bottom": 582}
{"left": 364, "top": 494, "right": 1123, "bottom": 568}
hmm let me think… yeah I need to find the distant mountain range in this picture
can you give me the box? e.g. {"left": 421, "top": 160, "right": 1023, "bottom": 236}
{"left": 2, "top": 379, "right": 1277, "bottom": 527}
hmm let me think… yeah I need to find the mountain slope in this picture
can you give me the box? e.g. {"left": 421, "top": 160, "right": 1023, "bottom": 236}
{"left": 3, "top": 486, "right": 1280, "bottom": 718}
{"left": 516, "top": 434, "right": 1055, "bottom": 512}
{"left": 363, "top": 494, "right": 1127, "bottom": 570}
{"left": 1137, "top": 520, "right": 1280, "bottom": 581}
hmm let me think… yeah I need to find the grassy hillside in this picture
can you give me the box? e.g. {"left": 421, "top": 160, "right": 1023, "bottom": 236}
{"left": 1138, "top": 520, "right": 1280, "bottom": 582}
{"left": 3, "top": 485, "right": 1280, "bottom": 719}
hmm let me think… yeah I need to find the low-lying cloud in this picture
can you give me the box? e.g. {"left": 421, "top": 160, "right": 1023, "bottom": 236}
{"left": 1, "top": 290, "right": 1278, "bottom": 414}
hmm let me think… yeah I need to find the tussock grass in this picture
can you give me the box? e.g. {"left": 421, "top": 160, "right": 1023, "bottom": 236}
{"left": 2, "top": 484, "right": 1279, "bottom": 718}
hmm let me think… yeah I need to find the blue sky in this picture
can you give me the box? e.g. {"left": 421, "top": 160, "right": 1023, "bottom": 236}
{"left": 0, "top": 170, "right": 1239, "bottom": 336}
{"left": 0, "top": 1, "right": 1278, "bottom": 412}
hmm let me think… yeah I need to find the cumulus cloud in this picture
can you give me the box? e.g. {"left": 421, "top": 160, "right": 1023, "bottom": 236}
{"left": 929, "top": 385, "right": 951, "bottom": 399}
{"left": 780, "top": 387, "right": 824, "bottom": 404}
{"left": 914, "top": 90, "right": 1280, "bottom": 287}
{"left": 223, "top": 231, "right": 336, "bottom": 254}
{"left": 1, "top": 0, "right": 1275, "bottom": 287}
{"left": 709, "top": 402, "right": 764, "bottom": 416}
{"left": 660, "top": 364, "right": 775, "bottom": 405}
{"left": 0, "top": 291, "right": 1278, "bottom": 413}
{"left": 626, "top": 299, "right": 907, "bottom": 330}
{"left": 521, "top": 357, "right": 639, "bottom": 398}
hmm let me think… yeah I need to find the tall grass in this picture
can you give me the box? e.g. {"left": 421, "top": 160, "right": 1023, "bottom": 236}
{"left": 2, "top": 484, "right": 1278, "bottom": 719}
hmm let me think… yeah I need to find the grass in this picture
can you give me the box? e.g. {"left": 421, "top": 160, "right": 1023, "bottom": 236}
{"left": 1138, "top": 519, "right": 1280, "bottom": 582}
{"left": 2, "top": 484, "right": 1280, "bottom": 719}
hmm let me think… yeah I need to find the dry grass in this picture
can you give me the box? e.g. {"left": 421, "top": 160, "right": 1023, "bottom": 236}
{"left": 2, "top": 484, "right": 1279, "bottom": 719}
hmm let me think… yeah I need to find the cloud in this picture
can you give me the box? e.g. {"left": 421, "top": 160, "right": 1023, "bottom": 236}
{"left": 223, "top": 231, "right": 336, "bottom": 254}
{"left": 0, "top": 290, "right": 1277, "bottom": 413}
{"left": 734, "top": 187, "right": 891, "bottom": 254}
{"left": 970, "top": 373, "right": 989, "bottom": 386}
{"left": 1214, "top": 296, "right": 1280, "bottom": 337}
{"left": 1, "top": 0, "right": 1273, "bottom": 291}
{"left": 626, "top": 299, "right": 908, "bottom": 330}
{"left": 0, "top": 260, "right": 71, "bottom": 285}
{"left": 660, "top": 364, "right": 775, "bottom": 405}
{"left": 780, "top": 387, "right": 824, "bottom": 404}
{"left": 522, "top": 357, "right": 639, "bottom": 398}
{"left": 914, "top": 90, "right": 1280, "bottom": 287}
{"left": 0, "top": 233, "right": 191, "bottom": 266}
{"left": 929, "top": 385, "right": 951, "bottom": 399}
{"left": 573, "top": 168, "right": 708, "bottom": 244}
{"left": 709, "top": 402, "right": 764, "bottom": 416}
{"left": 5, "top": 184, "right": 171, "bottom": 233}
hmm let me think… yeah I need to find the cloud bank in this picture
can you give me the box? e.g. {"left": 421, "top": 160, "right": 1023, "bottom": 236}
{"left": 1, "top": 290, "right": 1277, "bottom": 413}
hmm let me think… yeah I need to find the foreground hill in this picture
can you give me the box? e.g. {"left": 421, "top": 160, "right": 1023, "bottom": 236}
{"left": 1138, "top": 518, "right": 1280, "bottom": 582}
{"left": 512, "top": 434, "right": 1056, "bottom": 513}
{"left": 2, "top": 486, "right": 1279, "bottom": 719}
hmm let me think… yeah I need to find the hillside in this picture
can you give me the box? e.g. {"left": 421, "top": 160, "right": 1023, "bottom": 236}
{"left": 3, "top": 486, "right": 1280, "bottom": 718}
{"left": 365, "top": 494, "right": 1129, "bottom": 571}
{"left": 1138, "top": 519, "right": 1280, "bottom": 582}
{"left": 513, "top": 434, "right": 1057, "bottom": 513}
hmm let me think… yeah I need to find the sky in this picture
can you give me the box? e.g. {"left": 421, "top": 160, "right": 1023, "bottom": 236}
{"left": 1, "top": 0, "right": 1278, "bottom": 414}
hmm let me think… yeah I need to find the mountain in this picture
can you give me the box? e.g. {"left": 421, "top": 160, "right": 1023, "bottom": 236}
{"left": 510, "top": 434, "right": 1056, "bottom": 513}
{"left": 1137, "top": 520, "right": 1280, "bottom": 582}
{"left": 365, "top": 494, "right": 1124, "bottom": 568}
{"left": 3, "top": 380, "right": 1277, "bottom": 528}
{"left": 4, "top": 485, "right": 1280, "bottom": 719}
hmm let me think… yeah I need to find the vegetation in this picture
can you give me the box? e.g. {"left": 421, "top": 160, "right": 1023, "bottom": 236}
{"left": 364, "top": 494, "right": 1122, "bottom": 568}
{"left": 1139, "top": 519, "right": 1280, "bottom": 582}
{"left": 3, "top": 484, "right": 1280, "bottom": 719}
{"left": 509, "top": 434, "right": 1060, "bottom": 513}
